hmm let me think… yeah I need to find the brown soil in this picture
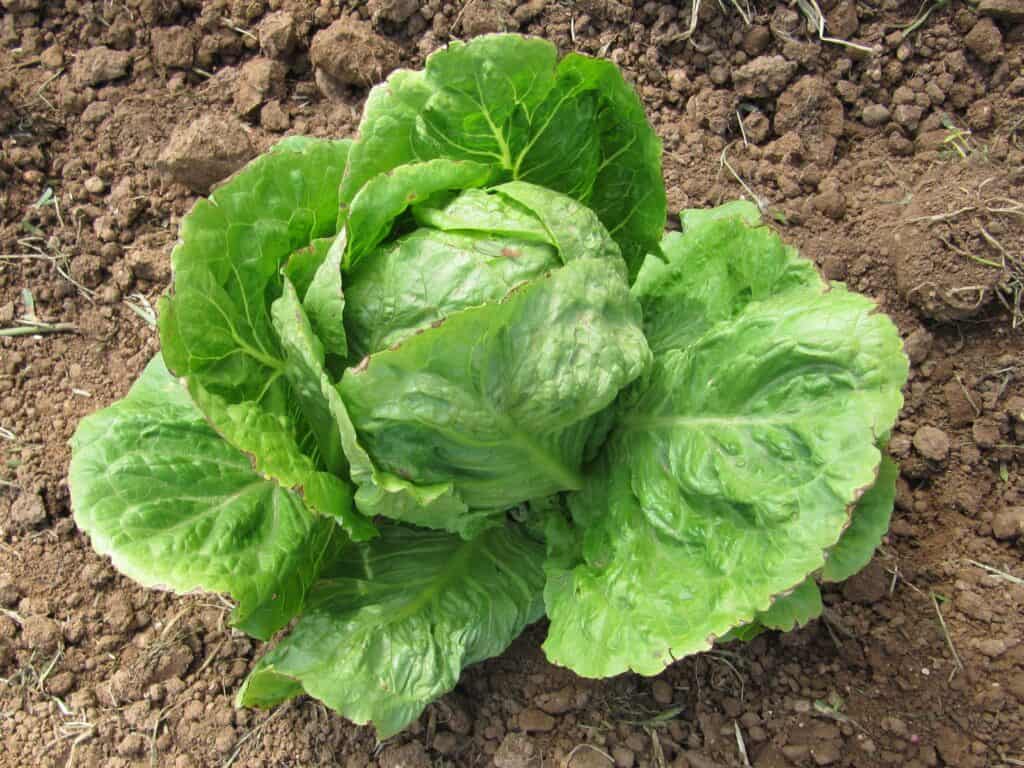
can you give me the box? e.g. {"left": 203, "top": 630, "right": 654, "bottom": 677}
{"left": 2, "top": 2, "right": 1023, "bottom": 767}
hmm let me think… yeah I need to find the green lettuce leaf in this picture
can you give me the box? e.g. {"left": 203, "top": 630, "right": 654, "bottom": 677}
{"left": 340, "top": 34, "right": 664, "bottom": 276}
{"left": 237, "top": 522, "right": 545, "bottom": 738}
{"left": 339, "top": 257, "right": 651, "bottom": 514}
{"left": 158, "top": 137, "right": 369, "bottom": 532}
{"left": 543, "top": 208, "right": 908, "bottom": 678}
{"left": 632, "top": 199, "right": 820, "bottom": 355}
{"left": 823, "top": 456, "right": 898, "bottom": 582}
{"left": 69, "top": 355, "right": 336, "bottom": 640}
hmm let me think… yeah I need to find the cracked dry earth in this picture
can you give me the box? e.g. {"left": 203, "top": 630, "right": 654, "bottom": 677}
{"left": 1, "top": 0, "right": 1023, "bottom": 767}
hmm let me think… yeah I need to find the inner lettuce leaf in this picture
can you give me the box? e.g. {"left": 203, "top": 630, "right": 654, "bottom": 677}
{"left": 543, "top": 206, "right": 908, "bottom": 677}
{"left": 69, "top": 355, "right": 337, "bottom": 640}
{"left": 342, "top": 182, "right": 622, "bottom": 360}
{"left": 237, "top": 522, "right": 546, "bottom": 738}
{"left": 339, "top": 33, "right": 665, "bottom": 276}
{"left": 339, "top": 257, "right": 652, "bottom": 513}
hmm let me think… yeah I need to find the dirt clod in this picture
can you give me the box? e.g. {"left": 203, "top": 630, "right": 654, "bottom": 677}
{"left": 11, "top": 491, "right": 47, "bottom": 527}
{"left": 964, "top": 18, "right": 1003, "bottom": 63}
{"left": 310, "top": 18, "right": 400, "bottom": 94}
{"left": 732, "top": 56, "right": 797, "bottom": 98}
{"left": 992, "top": 507, "right": 1024, "bottom": 540}
{"left": 258, "top": 12, "right": 298, "bottom": 60}
{"left": 72, "top": 46, "right": 132, "bottom": 87}
{"left": 157, "top": 113, "right": 255, "bottom": 193}
{"left": 151, "top": 26, "right": 196, "bottom": 70}
{"left": 494, "top": 733, "right": 537, "bottom": 768}
{"left": 519, "top": 707, "right": 556, "bottom": 732}
{"left": 913, "top": 425, "right": 951, "bottom": 462}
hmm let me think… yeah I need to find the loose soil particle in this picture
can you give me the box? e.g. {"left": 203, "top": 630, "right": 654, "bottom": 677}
{"left": 1, "top": 2, "right": 1023, "bottom": 767}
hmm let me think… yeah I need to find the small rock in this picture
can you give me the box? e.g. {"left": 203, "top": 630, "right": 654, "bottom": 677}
{"left": 913, "top": 426, "right": 950, "bottom": 462}
{"left": 117, "top": 733, "right": 146, "bottom": 758}
{"left": 813, "top": 190, "right": 846, "bottom": 220}
{"left": 432, "top": 731, "right": 458, "bottom": 756}
{"left": 979, "top": 0, "right": 1024, "bottom": 21}
{"left": 84, "top": 176, "right": 106, "bottom": 194}
{"left": 0, "top": 578, "right": 22, "bottom": 608}
{"left": 811, "top": 740, "right": 842, "bottom": 766}
{"left": 742, "top": 25, "right": 771, "bottom": 55}
{"left": 310, "top": 18, "right": 400, "bottom": 93}
{"left": 967, "top": 100, "right": 994, "bottom": 131}
{"left": 964, "top": 18, "right": 1003, "bottom": 63}
{"left": 157, "top": 113, "right": 254, "bottom": 193}
{"left": 862, "top": 104, "right": 891, "bottom": 127}
{"left": 494, "top": 733, "right": 536, "bottom": 768}
{"left": 652, "top": 679, "right": 674, "bottom": 706}
{"left": 46, "top": 670, "right": 76, "bottom": 696}
{"left": 974, "top": 638, "right": 1007, "bottom": 658}
{"left": 81, "top": 101, "right": 113, "bottom": 125}
{"left": 842, "top": 560, "right": 888, "bottom": 605}
{"left": 258, "top": 12, "right": 297, "bottom": 60}
{"left": 11, "top": 491, "right": 47, "bottom": 527}
{"left": 903, "top": 328, "right": 933, "bottom": 365}
{"left": 0, "top": 302, "right": 14, "bottom": 325}
{"left": 151, "top": 26, "right": 196, "bottom": 70}
{"left": 742, "top": 110, "right": 771, "bottom": 144}
{"left": 1007, "top": 671, "right": 1024, "bottom": 701}
{"left": 369, "top": 0, "right": 420, "bottom": 24}
{"left": 126, "top": 248, "right": 170, "bottom": 284}
{"left": 732, "top": 55, "right": 797, "bottom": 98}
{"left": 826, "top": 0, "right": 859, "bottom": 39}
{"left": 72, "top": 46, "right": 132, "bottom": 87}
{"left": 992, "top": 507, "right": 1024, "bottom": 540}
{"left": 22, "top": 616, "right": 61, "bottom": 652}
{"left": 234, "top": 57, "right": 286, "bottom": 115}
{"left": 971, "top": 418, "right": 1001, "bottom": 449}
{"left": 611, "top": 746, "right": 635, "bottom": 768}
{"left": 40, "top": 44, "right": 64, "bottom": 69}
{"left": 260, "top": 100, "right": 290, "bottom": 132}
{"left": 386, "top": 734, "right": 434, "bottom": 763}
{"left": 535, "top": 686, "right": 575, "bottom": 715}
{"left": 935, "top": 726, "right": 969, "bottom": 767}
{"left": 894, "top": 104, "right": 923, "bottom": 131}
{"left": 519, "top": 708, "right": 555, "bottom": 733}
{"left": 567, "top": 746, "right": 614, "bottom": 768}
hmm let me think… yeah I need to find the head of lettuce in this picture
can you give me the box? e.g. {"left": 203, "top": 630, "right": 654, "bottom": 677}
{"left": 69, "top": 34, "right": 907, "bottom": 738}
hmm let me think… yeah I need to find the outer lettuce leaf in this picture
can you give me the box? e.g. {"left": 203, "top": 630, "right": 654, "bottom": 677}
{"left": 158, "top": 137, "right": 367, "bottom": 531}
{"left": 237, "top": 522, "right": 545, "bottom": 738}
{"left": 69, "top": 356, "right": 336, "bottom": 640}
{"left": 302, "top": 234, "right": 348, "bottom": 361}
{"left": 340, "top": 34, "right": 664, "bottom": 276}
{"left": 823, "top": 456, "right": 898, "bottom": 582}
{"left": 543, "top": 207, "right": 908, "bottom": 678}
{"left": 339, "top": 258, "right": 652, "bottom": 514}
{"left": 757, "top": 576, "right": 823, "bottom": 631}
{"left": 632, "top": 200, "right": 820, "bottom": 356}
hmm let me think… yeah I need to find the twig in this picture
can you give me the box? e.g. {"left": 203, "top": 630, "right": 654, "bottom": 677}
{"left": 931, "top": 593, "right": 963, "bottom": 680}
{"left": 966, "top": 559, "right": 1024, "bottom": 586}
{"left": 719, "top": 145, "right": 768, "bottom": 214}
{"left": 796, "top": 0, "right": 879, "bottom": 54}
{"left": 734, "top": 721, "right": 751, "bottom": 767}
{"left": 0, "top": 321, "right": 76, "bottom": 337}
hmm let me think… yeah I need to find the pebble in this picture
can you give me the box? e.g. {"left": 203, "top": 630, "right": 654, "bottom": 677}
{"left": 494, "top": 733, "right": 536, "bottom": 768}
{"left": 991, "top": 507, "right": 1024, "bottom": 540}
{"left": 156, "top": 114, "right": 254, "bottom": 193}
{"left": 612, "top": 745, "right": 635, "bottom": 768}
{"left": 84, "top": 176, "right": 106, "bottom": 194}
{"left": 11, "top": 492, "right": 47, "bottom": 527}
{"left": 862, "top": 104, "right": 891, "bottom": 127}
{"left": 913, "top": 425, "right": 950, "bottom": 462}
{"left": 652, "top": 679, "right": 674, "bottom": 706}
{"left": 903, "top": 328, "right": 933, "bottom": 364}
{"left": 519, "top": 707, "right": 555, "bottom": 733}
